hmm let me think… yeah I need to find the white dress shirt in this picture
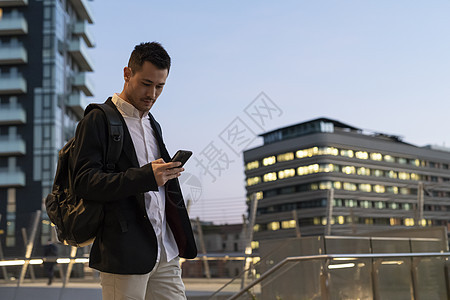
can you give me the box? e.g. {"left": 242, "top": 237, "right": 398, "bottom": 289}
{"left": 112, "top": 93, "right": 179, "bottom": 263}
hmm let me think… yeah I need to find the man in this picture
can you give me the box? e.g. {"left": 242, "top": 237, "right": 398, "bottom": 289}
{"left": 71, "top": 42, "right": 197, "bottom": 299}
{"left": 43, "top": 239, "right": 58, "bottom": 285}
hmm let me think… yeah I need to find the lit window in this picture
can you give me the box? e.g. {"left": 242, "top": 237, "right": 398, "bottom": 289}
{"left": 319, "top": 147, "right": 339, "bottom": 156}
{"left": 251, "top": 241, "right": 259, "bottom": 249}
{"left": 268, "top": 222, "right": 280, "bottom": 231}
{"left": 384, "top": 155, "right": 395, "bottom": 163}
{"left": 253, "top": 224, "right": 260, "bottom": 232}
{"left": 398, "top": 172, "right": 410, "bottom": 180}
{"left": 419, "top": 219, "right": 426, "bottom": 227}
{"left": 322, "top": 217, "right": 335, "bottom": 225}
{"left": 357, "top": 167, "right": 370, "bottom": 176}
{"left": 313, "top": 217, "right": 321, "bottom": 225}
{"left": 389, "top": 202, "right": 399, "bottom": 209}
{"left": 277, "top": 152, "right": 294, "bottom": 162}
{"left": 263, "top": 156, "right": 276, "bottom": 166}
{"left": 410, "top": 173, "right": 420, "bottom": 181}
{"left": 342, "top": 166, "right": 356, "bottom": 175}
{"left": 246, "top": 161, "right": 259, "bottom": 170}
{"left": 296, "top": 149, "right": 309, "bottom": 159}
{"left": 255, "top": 192, "right": 263, "bottom": 200}
{"left": 337, "top": 216, "right": 345, "bottom": 225}
{"left": 355, "top": 151, "right": 368, "bottom": 159}
{"left": 370, "top": 153, "right": 382, "bottom": 161}
{"left": 403, "top": 203, "right": 411, "bottom": 210}
{"left": 365, "top": 218, "right": 373, "bottom": 225}
{"left": 340, "top": 149, "right": 354, "bottom": 158}
{"left": 404, "top": 218, "right": 414, "bottom": 226}
{"left": 319, "top": 181, "right": 332, "bottom": 190}
{"left": 333, "top": 181, "right": 342, "bottom": 189}
{"left": 281, "top": 220, "right": 296, "bottom": 229}
{"left": 343, "top": 182, "right": 357, "bottom": 191}
{"left": 359, "top": 184, "right": 372, "bottom": 192}
{"left": 390, "top": 218, "right": 401, "bottom": 226}
{"left": 247, "top": 177, "right": 261, "bottom": 186}
{"left": 263, "top": 172, "right": 277, "bottom": 182}
{"left": 413, "top": 159, "right": 420, "bottom": 167}
{"left": 373, "top": 185, "right": 385, "bottom": 193}
{"left": 387, "top": 170, "right": 397, "bottom": 179}
{"left": 320, "top": 164, "right": 335, "bottom": 173}
{"left": 311, "top": 183, "right": 319, "bottom": 190}
{"left": 278, "top": 169, "right": 296, "bottom": 179}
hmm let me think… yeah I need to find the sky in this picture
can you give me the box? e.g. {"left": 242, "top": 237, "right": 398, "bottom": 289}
{"left": 88, "top": 0, "right": 450, "bottom": 224}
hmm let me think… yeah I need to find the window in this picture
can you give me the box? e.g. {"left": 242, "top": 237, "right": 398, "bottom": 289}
{"left": 246, "top": 161, "right": 259, "bottom": 170}
{"left": 373, "top": 185, "right": 385, "bottom": 193}
{"left": 340, "top": 149, "right": 354, "bottom": 158}
{"left": 263, "top": 172, "right": 277, "bottom": 182}
{"left": 355, "top": 151, "right": 368, "bottom": 159}
{"left": 342, "top": 166, "right": 356, "bottom": 175}
{"left": 370, "top": 153, "right": 382, "bottom": 161}
{"left": 263, "top": 156, "right": 276, "bottom": 166}
{"left": 281, "top": 220, "right": 296, "bottom": 229}
{"left": 278, "top": 169, "right": 295, "bottom": 179}
{"left": 255, "top": 192, "right": 263, "bottom": 200}
{"left": 247, "top": 176, "right": 261, "bottom": 186}
{"left": 277, "top": 152, "right": 294, "bottom": 162}
{"left": 384, "top": 155, "right": 395, "bottom": 163}
{"left": 343, "top": 182, "right": 357, "bottom": 191}
{"left": 357, "top": 167, "right": 370, "bottom": 176}
{"left": 404, "top": 218, "right": 414, "bottom": 226}
{"left": 268, "top": 222, "right": 280, "bottom": 231}
{"left": 387, "top": 170, "right": 397, "bottom": 179}
{"left": 398, "top": 172, "right": 410, "bottom": 180}
{"left": 373, "top": 170, "right": 384, "bottom": 177}
{"left": 360, "top": 200, "right": 370, "bottom": 208}
{"left": 359, "top": 184, "right": 372, "bottom": 192}
{"left": 398, "top": 158, "right": 407, "bottom": 164}
{"left": 386, "top": 186, "right": 399, "bottom": 194}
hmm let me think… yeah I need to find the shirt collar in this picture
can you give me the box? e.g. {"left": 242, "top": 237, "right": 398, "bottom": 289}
{"left": 112, "top": 93, "right": 149, "bottom": 119}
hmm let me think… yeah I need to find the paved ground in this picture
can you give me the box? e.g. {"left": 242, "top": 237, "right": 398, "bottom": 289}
{"left": 0, "top": 278, "right": 240, "bottom": 300}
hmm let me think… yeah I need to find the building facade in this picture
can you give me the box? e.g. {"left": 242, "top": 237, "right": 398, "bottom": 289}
{"left": 0, "top": 0, "right": 94, "bottom": 256}
{"left": 243, "top": 118, "right": 450, "bottom": 246}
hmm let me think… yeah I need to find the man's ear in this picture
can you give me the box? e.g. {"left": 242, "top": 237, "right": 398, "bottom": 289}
{"left": 124, "top": 67, "right": 132, "bottom": 82}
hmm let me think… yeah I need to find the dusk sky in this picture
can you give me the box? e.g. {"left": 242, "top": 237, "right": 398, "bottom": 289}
{"left": 89, "top": 0, "right": 450, "bottom": 224}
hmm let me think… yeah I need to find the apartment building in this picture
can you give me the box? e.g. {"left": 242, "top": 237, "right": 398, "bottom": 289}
{"left": 0, "top": 0, "right": 94, "bottom": 255}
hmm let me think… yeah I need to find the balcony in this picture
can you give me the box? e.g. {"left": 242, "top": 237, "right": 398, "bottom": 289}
{"left": 68, "top": 0, "right": 94, "bottom": 24}
{"left": 67, "top": 92, "right": 89, "bottom": 118}
{"left": 72, "top": 21, "right": 95, "bottom": 48}
{"left": 0, "top": 0, "right": 28, "bottom": 7}
{"left": 0, "top": 136, "right": 26, "bottom": 156}
{"left": 0, "top": 75, "right": 26, "bottom": 94}
{"left": 0, "top": 103, "right": 26, "bottom": 125}
{"left": 0, "top": 16, "right": 28, "bottom": 35}
{"left": 0, "top": 45, "right": 27, "bottom": 64}
{"left": 72, "top": 72, "right": 94, "bottom": 97}
{"left": 0, "top": 168, "right": 25, "bottom": 187}
{"left": 68, "top": 38, "right": 94, "bottom": 72}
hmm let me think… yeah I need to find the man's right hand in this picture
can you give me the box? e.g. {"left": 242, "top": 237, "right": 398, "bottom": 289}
{"left": 151, "top": 158, "right": 184, "bottom": 186}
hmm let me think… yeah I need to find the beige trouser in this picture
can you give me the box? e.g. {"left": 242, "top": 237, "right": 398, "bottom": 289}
{"left": 100, "top": 249, "right": 186, "bottom": 300}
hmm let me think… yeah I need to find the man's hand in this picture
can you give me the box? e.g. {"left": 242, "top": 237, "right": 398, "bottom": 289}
{"left": 151, "top": 158, "right": 184, "bottom": 187}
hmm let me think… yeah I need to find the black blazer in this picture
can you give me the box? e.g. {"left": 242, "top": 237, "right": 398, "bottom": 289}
{"left": 71, "top": 98, "right": 197, "bottom": 274}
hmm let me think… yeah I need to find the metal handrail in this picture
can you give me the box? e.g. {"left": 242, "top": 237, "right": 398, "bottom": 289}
{"left": 227, "top": 252, "right": 450, "bottom": 300}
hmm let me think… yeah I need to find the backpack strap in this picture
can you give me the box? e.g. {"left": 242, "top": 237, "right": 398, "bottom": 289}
{"left": 85, "top": 100, "right": 128, "bottom": 233}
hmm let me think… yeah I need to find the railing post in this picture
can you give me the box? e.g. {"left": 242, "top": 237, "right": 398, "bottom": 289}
{"left": 63, "top": 246, "right": 77, "bottom": 287}
{"left": 17, "top": 210, "right": 41, "bottom": 287}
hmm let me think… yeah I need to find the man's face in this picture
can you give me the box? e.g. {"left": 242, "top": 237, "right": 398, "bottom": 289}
{"left": 122, "top": 61, "right": 168, "bottom": 115}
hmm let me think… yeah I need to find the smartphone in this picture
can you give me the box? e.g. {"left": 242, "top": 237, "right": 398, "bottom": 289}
{"left": 170, "top": 150, "right": 192, "bottom": 168}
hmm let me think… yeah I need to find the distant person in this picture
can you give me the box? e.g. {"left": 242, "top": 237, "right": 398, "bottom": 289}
{"left": 71, "top": 42, "right": 197, "bottom": 299}
{"left": 43, "top": 239, "right": 58, "bottom": 285}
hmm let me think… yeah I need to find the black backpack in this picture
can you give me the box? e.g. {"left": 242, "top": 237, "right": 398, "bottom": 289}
{"left": 45, "top": 101, "right": 123, "bottom": 247}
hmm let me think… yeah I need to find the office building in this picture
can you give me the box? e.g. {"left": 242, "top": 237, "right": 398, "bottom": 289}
{"left": 0, "top": 0, "right": 94, "bottom": 256}
{"left": 243, "top": 118, "right": 450, "bottom": 245}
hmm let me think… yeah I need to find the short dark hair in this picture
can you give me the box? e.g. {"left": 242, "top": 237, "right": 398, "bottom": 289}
{"left": 128, "top": 42, "right": 171, "bottom": 74}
